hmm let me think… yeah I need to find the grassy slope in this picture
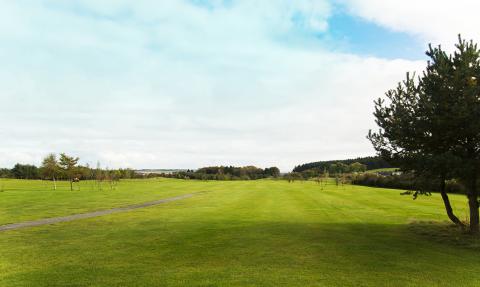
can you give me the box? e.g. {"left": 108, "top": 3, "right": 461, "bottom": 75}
{"left": 0, "top": 179, "right": 478, "bottom": 286}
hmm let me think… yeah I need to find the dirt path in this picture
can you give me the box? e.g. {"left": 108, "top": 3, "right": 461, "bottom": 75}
{"left": 0, "top": 193, "right": 198, "bottom": 232}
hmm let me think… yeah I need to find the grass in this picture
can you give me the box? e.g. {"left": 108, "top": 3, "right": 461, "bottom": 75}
{"left": 0, "top": 178, "right": 205, "bottom": 225}
{"left": 0, "top": 178, "right": 479, "bottom": 286}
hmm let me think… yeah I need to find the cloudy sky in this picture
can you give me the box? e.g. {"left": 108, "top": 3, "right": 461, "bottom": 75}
{"left": 1, "top": 0, "right": 479, "bottom": 171}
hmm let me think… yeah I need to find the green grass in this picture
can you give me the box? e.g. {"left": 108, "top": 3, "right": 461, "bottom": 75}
{"left": 0, "top": 178, "right": 207, "bottom": 225}
{"left": 0, "top": 178, "right": 479, "bottom": 286}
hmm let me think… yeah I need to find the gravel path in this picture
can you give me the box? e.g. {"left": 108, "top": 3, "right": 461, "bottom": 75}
{"left": 0, "top": 193, "right": 197, "bottom": 232}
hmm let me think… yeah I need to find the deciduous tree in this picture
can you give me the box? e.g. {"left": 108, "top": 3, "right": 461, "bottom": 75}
{"left": 59, "top": 153, "right": 79, "bottom": 191}
{"left": 41, "top": 153, "right": 59, "bottom": 190}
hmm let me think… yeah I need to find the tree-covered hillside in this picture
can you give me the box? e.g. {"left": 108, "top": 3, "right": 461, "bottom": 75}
{"left": 293, "top": 156, "right": 392, "bottom": 173}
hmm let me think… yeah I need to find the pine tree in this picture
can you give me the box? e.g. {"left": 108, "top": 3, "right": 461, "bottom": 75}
{"left": 368, "top": 35, "right": 480, "bottom": 233}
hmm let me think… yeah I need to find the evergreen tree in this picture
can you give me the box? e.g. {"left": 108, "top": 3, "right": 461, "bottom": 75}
{"left": 368, "top": 36, "right": 480, "bottom": 233}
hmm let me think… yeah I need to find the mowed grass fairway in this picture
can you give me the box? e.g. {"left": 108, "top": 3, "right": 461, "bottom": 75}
{"left": 0, "top": 179, "right": 479, "bottom": 286}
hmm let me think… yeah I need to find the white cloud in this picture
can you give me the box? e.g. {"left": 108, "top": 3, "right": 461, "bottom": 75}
{"left": 0, "top": 0, "right": 425, "bottom": 171}
{"left": 342, "top": 0, "right": 480, "bottom": 47}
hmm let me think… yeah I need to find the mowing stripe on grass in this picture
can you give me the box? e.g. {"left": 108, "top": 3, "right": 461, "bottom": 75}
{"left": 0, "top": 192, "right": 199, "bottom": 232}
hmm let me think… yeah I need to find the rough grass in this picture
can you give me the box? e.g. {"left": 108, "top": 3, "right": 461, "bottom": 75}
{"left": 0, "top": 178, "right": 478, "bottom": 286}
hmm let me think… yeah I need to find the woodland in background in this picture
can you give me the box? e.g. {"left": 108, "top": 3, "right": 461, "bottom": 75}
{"left": 161, "top": 166, "right": 280, "bottom": 180}
{"left": 293, "top": 156, "right": 391, "bottom": 173}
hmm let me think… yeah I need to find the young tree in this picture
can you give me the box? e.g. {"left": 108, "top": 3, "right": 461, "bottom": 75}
{"left": 59, "top": 153, "right": 79, "bottom": 191}
{"left": 368, "top": 36, "right": 480, "bottom": 233}
{"left": 41, "top": 153, "right": 59, "bottom": 190}
{"left": 321, "top": 168, "right": 329, "bottom": 189}
{"left": 95, "top": 161, "right": 103, "bottom": 190}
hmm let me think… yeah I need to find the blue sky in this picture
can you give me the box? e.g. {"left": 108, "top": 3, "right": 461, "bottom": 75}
{"left": 325, "top": 12, "right": 424, "bottom": 60}
{"left": 0, "top": 0, "right": 478, "bottom": 171}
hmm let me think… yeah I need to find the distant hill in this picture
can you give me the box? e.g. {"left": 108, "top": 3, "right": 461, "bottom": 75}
{"left": 292, "top": 156, "right": 392, "bottom": 172}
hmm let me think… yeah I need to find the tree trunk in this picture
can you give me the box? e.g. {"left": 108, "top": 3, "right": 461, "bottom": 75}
{"left": 70, "top": 179, "right": 73, "bottom": 191}
{"left": 467, "top": 174, "right": 479, "bottom": 234}
{"left": 439, "top": 178, "right": 464, "bottom": 227}
{"left": 468, "top": 194, "right": 479, "bottom": 234}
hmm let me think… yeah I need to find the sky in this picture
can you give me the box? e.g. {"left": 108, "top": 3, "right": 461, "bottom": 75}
{"left": 1, "top": 0, "right": 480, "bottom": 172}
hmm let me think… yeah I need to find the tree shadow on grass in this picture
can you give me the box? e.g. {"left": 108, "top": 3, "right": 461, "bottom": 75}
{"left": 2, "top": 220, "right": 480, "bottom": 286}
{"left": 407, "top": 219, "right": 480, "bottom": 249}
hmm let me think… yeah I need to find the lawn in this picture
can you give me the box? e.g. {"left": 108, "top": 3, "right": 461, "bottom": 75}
{"left": 0, "top": 178, "right": 479, "bottom": 286}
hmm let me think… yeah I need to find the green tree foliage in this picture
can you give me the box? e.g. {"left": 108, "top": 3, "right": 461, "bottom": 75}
{"left": 264, "top": 167, "right": 281, "bottom": 178}
{"left": 297, "top": 162, "right": 367, "bottom": 180}
{"left": 350, "top": 162, "right": 367, "bottom": 173}
{"left": 368, "top": 36, "right": 480, "bottom": 233}
{"left": 352, "top": 173, "right": 465, "bottom": 195}
{"left": 0, "top": 168, "right": 11, "bottom": 178}
{"left": 41, "top": 153, "right": 59, "bottom": 190}
{"left": 59, "top": 153, "right": 80, "bottom": 191}
{"left": 11, "top": 164, "right": 39, "bottom": 179}
{"left": 293, "top": 156, "right": 390, "bottom": 173}
{"left": 165, "top": 166, "right": 281, "bottom": 180}
{"left": 1, "top": 155, "right": 138, "bottom": 183}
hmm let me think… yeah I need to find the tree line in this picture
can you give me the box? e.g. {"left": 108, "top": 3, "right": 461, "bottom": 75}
{"left": 0, "top": 153, "right": 137, "bottom": 190}
{"left": 293, "top": 156, "right": 390, "bottom": 173}
{"left": 368, "top": 36, "right": 480, "bottom": 234}
{"left": 163, "top": 166, "right": 280, "bottom": 180}
{"left": 288, "top": 161, "right": 367, "bottom": 180}
{"left": 351, "top": 173, "right": 465, "bottom": 195}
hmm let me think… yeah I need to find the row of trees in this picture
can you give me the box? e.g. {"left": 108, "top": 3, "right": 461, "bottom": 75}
{"left": 1, "top": 164, "right": 39, "bottom": 179}
{"left": 293, "top": 156, "right": 390, "bottom": 173}
{"left": 0, "top": 153, "right": 137, "bottom": 190}
{"left": 2, "top": 158, "right": 281, "bottom": 183}
{"left": 43, "top": 153, "right": 78, "bottom": 191}
{"left": 164, "top": 166, "right": 280, "bottom": 180}
{"left": 352, "top": 173, "right": 465, "bottom": 195}
{"left": 369, "top": 36, "right": 480, "bottom": 233}
{"left": 290, "top": 162, "right": 367, "bottom": 180}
